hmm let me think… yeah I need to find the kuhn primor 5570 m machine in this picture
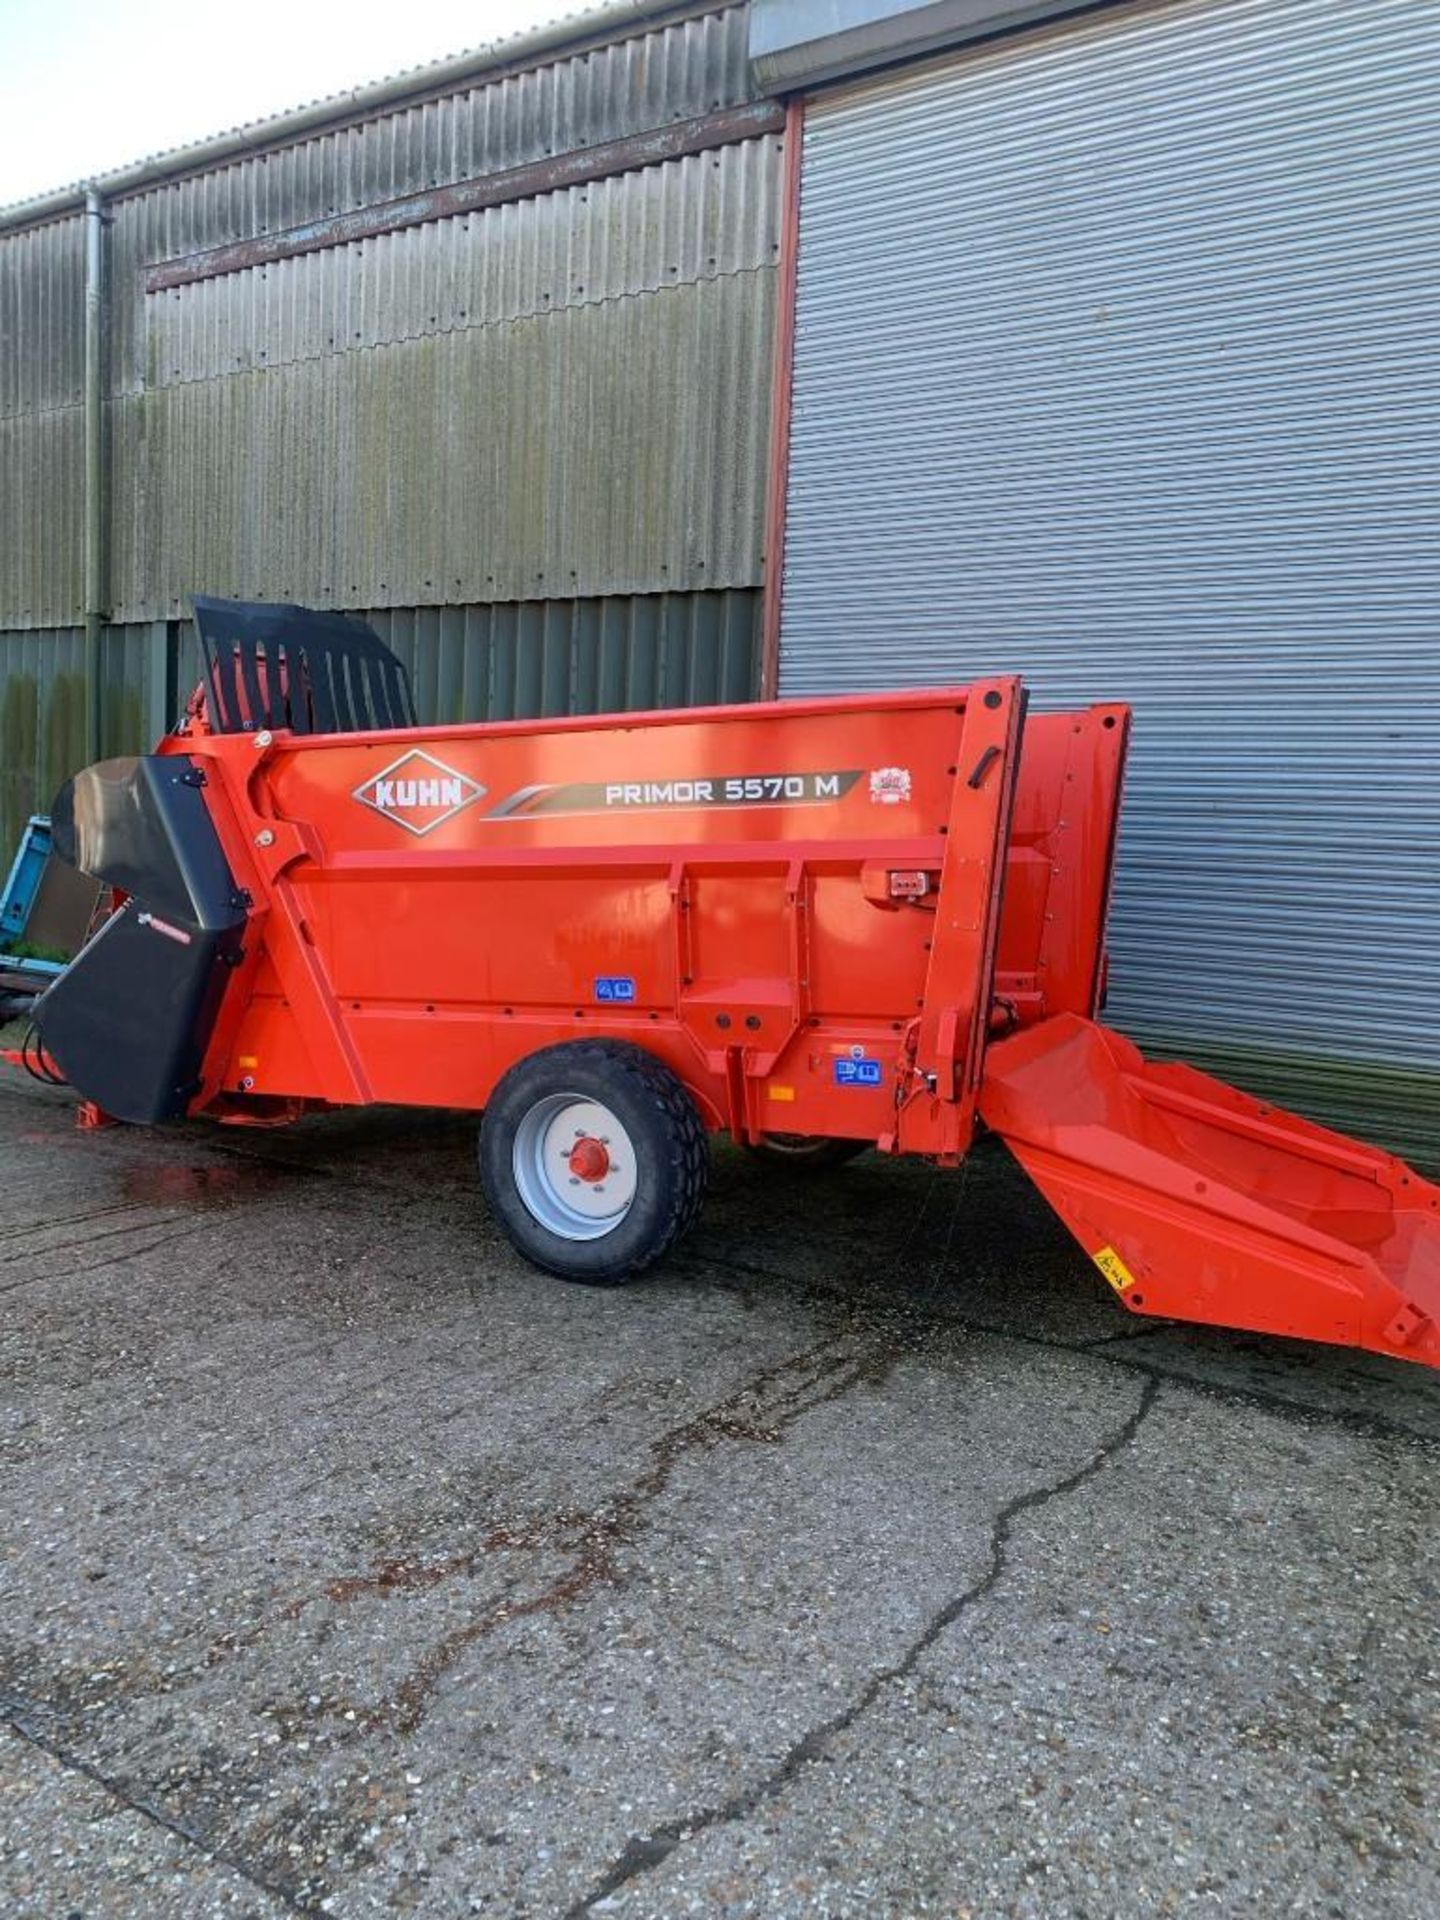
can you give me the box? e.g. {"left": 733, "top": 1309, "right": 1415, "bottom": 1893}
{"left": 30, "top": 599, "right": 1440, "bottom": 1368}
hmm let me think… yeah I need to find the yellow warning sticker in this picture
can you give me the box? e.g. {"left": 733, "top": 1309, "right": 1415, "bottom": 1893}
{"left": 1093, "top": 1245, "right": 1138, "bottom": 1294}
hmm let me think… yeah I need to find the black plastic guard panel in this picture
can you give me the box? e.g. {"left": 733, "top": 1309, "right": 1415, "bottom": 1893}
{"left": 35, "top": 756, "right": 247, "bottom": 1124}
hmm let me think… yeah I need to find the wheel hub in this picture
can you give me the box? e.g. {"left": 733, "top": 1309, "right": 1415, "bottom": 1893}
{"left": 511, "top": 1093, "right": 638, "bottom": 1240}
{"left": 567, "top": 1136, "right": 611, "bottom": 1181}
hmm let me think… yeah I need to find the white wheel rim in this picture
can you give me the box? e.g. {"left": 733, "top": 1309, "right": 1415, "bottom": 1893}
{"left": 512, "top": 1094, "right": 638, "bottom": 1242}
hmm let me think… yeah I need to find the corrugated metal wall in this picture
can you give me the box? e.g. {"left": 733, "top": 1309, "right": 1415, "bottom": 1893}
{"left": 368, "top": 590, "right": 760, "bottom": 720}
{"left": 124, "top": 165, "right": 776, "bottom": 617}
{"left": 0, "top": 623, "right": 168, "bottom": 855}
{"left": 777, "top": 0, "right": 1440, "bottom": 1164}
{"left": 0, "top": 2, "right": 775, "bottom": 843}
{"left": 0, "top": 628, "right": 84, "bottom": 855}
{"left": 108, "top": 0, "right": 757, "bottom": 375}
{"left": 102, "top": 0, "right": 773, "bottom": 625}
{"left": 0, "top": 216, "right": 87, "bottom": 626}
{"left": 3, "top": 5, "right": 770, "bottom": 636}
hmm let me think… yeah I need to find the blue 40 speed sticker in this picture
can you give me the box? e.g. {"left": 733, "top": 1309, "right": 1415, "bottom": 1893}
{"left": 594, "top": 976, "right": 637, "bottom": 1003}
{"left": 835, "top": 1056, "right": 883, "bottom": 1087}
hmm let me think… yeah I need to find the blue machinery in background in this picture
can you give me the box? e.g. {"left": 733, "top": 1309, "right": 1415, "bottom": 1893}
{"left": 0, "top": 817, "right": 67, "bottom": 983}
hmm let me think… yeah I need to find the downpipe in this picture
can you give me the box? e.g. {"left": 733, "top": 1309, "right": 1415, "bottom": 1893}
{"left": 83, "top": 185, "right": 109, "bottom": 768}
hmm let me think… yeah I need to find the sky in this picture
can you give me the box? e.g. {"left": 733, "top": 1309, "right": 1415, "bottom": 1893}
{"left": 0, "top": 0, "right": 562, "bottom": 205}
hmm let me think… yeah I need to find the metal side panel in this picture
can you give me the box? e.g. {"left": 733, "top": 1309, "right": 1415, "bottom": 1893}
{"left": 776, "top": 0, "right": 1440, "bottom": 1157}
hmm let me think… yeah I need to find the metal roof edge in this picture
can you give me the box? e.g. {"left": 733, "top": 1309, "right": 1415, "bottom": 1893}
{"left": 0, "top": 0, "right": 716, "bottom": 234}
{"left": 749, "top": 0, "right": 1099, "bottom": 94}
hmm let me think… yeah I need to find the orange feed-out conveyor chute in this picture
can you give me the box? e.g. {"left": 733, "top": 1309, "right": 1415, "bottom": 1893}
{"left": 980, "top": 1017, "right": 1440, "bottom": 1369}
{"left": 25, "top": 598, "right": 1440, "bottom": 1370}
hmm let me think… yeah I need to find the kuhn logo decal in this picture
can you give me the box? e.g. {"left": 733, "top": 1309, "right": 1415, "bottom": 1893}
{"left": 353, "top": 750, "right": 485, "bottom": 835}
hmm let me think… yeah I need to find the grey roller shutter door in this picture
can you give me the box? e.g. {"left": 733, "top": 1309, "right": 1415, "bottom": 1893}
{"left": 778, "top": 0, "right": 1440, "bottom": 1163}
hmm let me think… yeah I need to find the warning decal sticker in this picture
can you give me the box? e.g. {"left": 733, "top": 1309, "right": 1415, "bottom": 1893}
{"left": 1092, "top": 1245, "right": 1139, "bottom": 1294}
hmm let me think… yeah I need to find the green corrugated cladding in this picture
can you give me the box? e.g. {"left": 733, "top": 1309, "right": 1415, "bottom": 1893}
{"left": 366, "top": 592, "right": 762, "bottom": 723}
{"left": 0, "top": 624, "right": 170, "bottom": 853}
{"left": 1, "top": 628, "right": 84, "bottom": 856}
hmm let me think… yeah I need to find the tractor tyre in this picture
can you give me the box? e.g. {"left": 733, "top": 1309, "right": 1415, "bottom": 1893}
{"left": 479, "top": 1040, "right": 708, "bottom": 1284}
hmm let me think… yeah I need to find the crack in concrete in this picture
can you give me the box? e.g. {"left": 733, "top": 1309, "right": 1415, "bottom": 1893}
{"left": 564, "top": 1374, "right": 1161, "bottom": 1918}
{"left": 85, "top": 1337, "right": 885, "bottom": 1743}
{"left": 380, "top": 1339, "right": 897, "bottom": 1734}
{"left": 102, "top": 1341, "right": 885, "bottom": 1730}
{"left": 3, "top": 1706, "right": 312, "bottom": 1915}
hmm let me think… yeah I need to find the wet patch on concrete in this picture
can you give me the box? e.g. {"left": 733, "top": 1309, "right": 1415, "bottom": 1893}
{"left": 120, "top": 1160, "right": 311, "bottom": 1208}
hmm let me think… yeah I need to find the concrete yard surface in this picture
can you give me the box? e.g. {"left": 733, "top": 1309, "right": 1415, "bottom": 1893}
{"left": 1, "top": 1065, "right": 1437, "bottom": 1918}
